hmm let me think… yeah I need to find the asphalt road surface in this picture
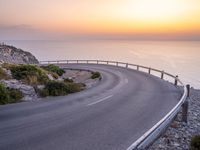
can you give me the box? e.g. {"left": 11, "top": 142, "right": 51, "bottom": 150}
{"left": 0, "top": 64, "right": 182, "bottom": 150}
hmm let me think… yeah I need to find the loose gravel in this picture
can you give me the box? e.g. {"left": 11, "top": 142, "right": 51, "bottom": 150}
{"left": 148, "top": 88, "right": 200, "bottom": 150}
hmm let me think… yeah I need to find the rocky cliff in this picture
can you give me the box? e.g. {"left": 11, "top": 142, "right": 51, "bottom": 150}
{"left": 0, "top": 43, "right": 39, "bottom": 64}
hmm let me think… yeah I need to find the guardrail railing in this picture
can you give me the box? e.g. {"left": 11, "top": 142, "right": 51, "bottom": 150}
{"left": 39, "top": 59, "right": 189, "bottom": 150}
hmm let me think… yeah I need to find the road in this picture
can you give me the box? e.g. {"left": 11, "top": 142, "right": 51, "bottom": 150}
{"left": 0, "top": 64, "right": 182, "bottom": 150}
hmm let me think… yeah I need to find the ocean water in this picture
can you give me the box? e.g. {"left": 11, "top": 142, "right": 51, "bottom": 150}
{"left": 3, "top": 40, "right": 200, "bottom": 89}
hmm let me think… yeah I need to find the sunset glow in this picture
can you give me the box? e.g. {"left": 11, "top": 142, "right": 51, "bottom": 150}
{"left": 0, "top": 0, "right": 200, "bottom": 39}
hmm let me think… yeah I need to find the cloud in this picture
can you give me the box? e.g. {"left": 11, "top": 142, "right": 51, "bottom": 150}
{"left": 0, "top": 24, "right": 33, "bottom": 29}
{"left": 0, "top": 24, "right": 200, "bottom": 41}
{"left": 0, "top": 24, "right": 65, "bottom": 40}
{"left": 0, "top": 24, "right": 40, "bottom": 40}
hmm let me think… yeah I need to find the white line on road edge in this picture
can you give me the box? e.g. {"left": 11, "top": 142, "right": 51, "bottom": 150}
{"left": 87, "top": 95, "right": 113, "bottom": 106}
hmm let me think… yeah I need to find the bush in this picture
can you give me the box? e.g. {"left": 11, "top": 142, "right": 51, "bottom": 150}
{"left": 10, "top": 64, "right": 49, "bottom": 85}
{"left": 0, "top": 83, "right": 23, "bottom": 105}
{"left": 42, "top": 64, "right": 65, "bottom": 76}
{"left": 7, "top": 88, "right": 23, "bottom": 102}
{"left": 50, "top": 72, "right": 59, "bottom": 79}
{"left": 0, "top": 67, "right": 8, "bottom": 80}
{"left": 39, "top": 81, "right": 84, "bottom": 97}
{"left": 64, "top": 78, "right": 74, "bottom": 83}
{"left": 65, "top": 83, "right": 82, "bottom": 93}
{"left": 1, "top": 63, "right": 17, "bottom": 70}
{"left": 38, "top": 89, "right": 49, "bottom": 97}
{"left": 190, "top": 135, "right": 200, "bottom": 150}
{"left": 45, "top": 81, "right": 68, "bottom": 96}
{"left": 0, "top": 83, "right": 10, "bottom": 104}
{"left": 91, "top": 71, "right": 101, "bottom": 79}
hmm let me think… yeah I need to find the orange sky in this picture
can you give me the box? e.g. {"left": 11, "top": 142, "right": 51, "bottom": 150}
{"left": 0, "top": 0, "right": 200, "bottom": 39}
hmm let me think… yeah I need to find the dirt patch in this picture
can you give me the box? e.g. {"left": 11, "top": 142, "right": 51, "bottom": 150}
{"left": 62, "top": 69, "right": 100, "bottom": 88}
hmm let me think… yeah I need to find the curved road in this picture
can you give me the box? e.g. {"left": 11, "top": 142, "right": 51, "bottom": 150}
{"left": 0, "top": 64, "right": 182, "bottom": 150}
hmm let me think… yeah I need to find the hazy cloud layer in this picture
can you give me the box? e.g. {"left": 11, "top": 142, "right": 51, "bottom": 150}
{"left": 0, "top": 24, "right": 200, "bottom": 41}
{"left": 0, "top": 24, "right": 66, "bottom": 40}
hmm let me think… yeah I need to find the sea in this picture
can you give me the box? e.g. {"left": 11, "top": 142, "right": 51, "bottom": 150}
{"left": 3, "top": 40, "right": 200, "bottom": 89}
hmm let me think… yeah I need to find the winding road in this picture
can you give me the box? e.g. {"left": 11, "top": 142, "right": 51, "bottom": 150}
{"left": 0, "top": 64, "right": 182, "bottom": 150}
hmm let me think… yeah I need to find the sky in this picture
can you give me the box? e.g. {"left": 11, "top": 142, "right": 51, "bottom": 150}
{"left": 0, "top": 0, "right": 200, "bottom": 40}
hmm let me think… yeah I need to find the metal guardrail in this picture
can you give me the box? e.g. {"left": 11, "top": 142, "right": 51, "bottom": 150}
{"left": 39, "top": 59, "right": 189, "bottom": 150}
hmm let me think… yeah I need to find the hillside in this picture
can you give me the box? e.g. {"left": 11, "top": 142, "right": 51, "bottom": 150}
{"left": 0, "top": 43, "right": 39, "bottom": 64}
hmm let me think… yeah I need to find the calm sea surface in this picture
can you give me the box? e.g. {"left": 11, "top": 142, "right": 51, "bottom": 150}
{"left": 4, "top": 40, "right": 200, "bottom": 89}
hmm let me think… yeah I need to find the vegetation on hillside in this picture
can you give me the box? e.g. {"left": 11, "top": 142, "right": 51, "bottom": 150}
{"left": 0, "top": 83, "right": 23, "bottom": 105}
{"left": 190, "top": 135, "right": 200, "bottom": 150}
{"left": 38, "top": 81, "right": 84, "bottom": 97}
{"left": 0, "top": 63, "right": 99, "bottom": 104}
{"left": 0, "top": 67, "right": 9, "bottom": 80}
{"left": 63, "top": 78, "right": 74, "bottom": 83}
{"left": 1, "top": 63, "right": 17, "bottom": 70}
{"left": 91, "top": 71, "right": 101, "bottom": 79}
{"left": 9, "top": 64, "right": 49, "bottom": 85}
{"left": 41, "top": 64, "right": 65, "bottom": 76}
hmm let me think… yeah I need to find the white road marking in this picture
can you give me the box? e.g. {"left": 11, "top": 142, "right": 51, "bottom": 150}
{"left": 87, "top": 95, "right": 113, "bottom": 106}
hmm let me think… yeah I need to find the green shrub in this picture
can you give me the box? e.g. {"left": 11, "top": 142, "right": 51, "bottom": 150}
{"left": 50, "top": 72, "right": 59, "bottom": 79}
{"left": 64, "top": 83, "right": 82, "bottom": 93}
{"left": 39, "top": 81, "right": 84, "bottom": 97}
{"left": 45, "top": 81, "right": 68, "bottom": 96}
{"left": 1, "top": 63, "right": 17, "bottom": 70}
{"left": 0, "top": 83, "right": 23, "bottom": 105}
{"left": 10, "top": 64, "right": 49, "bottom": 85}
{"left": 64, "top": 78, "right": 74, "bottom": 83}
{"left": 0, "top": 83, "right": 10, "bottom": 104}
{"left": 7, "top": 88, "right": 23, "bottom": 102}
{"left": 41, "top": 64, "right": 65, "bottom": 76}
{"left": 91, "top": 71, "right": 101, "bottom": 79}
{"left": 38, "top": 89, "right": 49, "bottom": 97}
{"left": 190, "top": 135, "right": 200, "bottom": 150}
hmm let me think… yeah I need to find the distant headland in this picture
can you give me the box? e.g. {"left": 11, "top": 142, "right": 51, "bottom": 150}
{"left": 0, "top": 42, "right": 39, "bottom": 64}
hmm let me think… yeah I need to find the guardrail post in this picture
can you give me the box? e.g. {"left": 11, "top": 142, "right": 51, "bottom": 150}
{"left": 77, "top": 60, "right": 79, "bottom": 64}
{"left": 107, "top": 61, "right": 109, "bottom": 65}
{"left": 137, "top": 65, "right": 139, "bottom": 71}
{"left": 148, "top": 68, "right": 151, "bottom": 74}
{"left": 116, "top": 62, "right": 118, "bottom": 66}
{"left": 182, "top": 84, "right": 190, "bottom": 123}
{"left": 97, "top": 60, "right": 99, "bottom": 64}
{"left": 126, "top": 63, "right": 128, "bottom": 68}
{"left": 174, "top": 75, "right": 178, "bottom": 86}
{"left": 186, "top": 84, "right": 190, "bottom": 98}
{"left": 86, "top": 60, "right": 89, "bottom": 64}
{"left": 161, "top": 71, "right": 164, "bottom": 79}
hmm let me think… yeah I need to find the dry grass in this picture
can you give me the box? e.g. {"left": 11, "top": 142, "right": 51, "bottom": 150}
{"left": 0, "top": 67, "right": 10, "bottom": 80}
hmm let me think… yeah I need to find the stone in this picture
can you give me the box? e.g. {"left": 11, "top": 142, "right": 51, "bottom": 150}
{"left": 0, "top": 79, "right": 38, "bottom": 101}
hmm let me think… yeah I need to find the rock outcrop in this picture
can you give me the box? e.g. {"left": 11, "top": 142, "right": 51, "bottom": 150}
{"left": 0, "top": 79, "right": 37, "bottom": 101}
{"left": 0, "top": 43, "right": 39, "bottom": 64}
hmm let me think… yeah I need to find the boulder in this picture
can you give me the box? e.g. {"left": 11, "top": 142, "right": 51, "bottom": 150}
{"left": 0, "top": 79, "right": 38, "bottom": 101}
